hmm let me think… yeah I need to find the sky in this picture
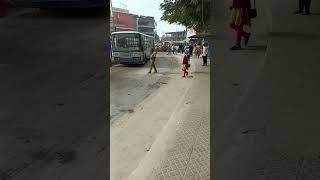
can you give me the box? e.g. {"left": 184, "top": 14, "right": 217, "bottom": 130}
{"left": 111, "top": 0, "right": 186, "bottom": 36}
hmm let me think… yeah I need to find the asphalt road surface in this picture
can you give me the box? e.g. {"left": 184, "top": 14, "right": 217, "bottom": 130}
{"left": 110, "top": 53, "right": 181, "bottom": 125}
{"left": 0, "top": 9, "right": 107, "bottom": 180}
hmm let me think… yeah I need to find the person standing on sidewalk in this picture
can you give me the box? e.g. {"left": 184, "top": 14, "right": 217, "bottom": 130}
{"left": 179, "top": 44, "right": 184, "bottom": 53}
{"left": 172, "top": 45, "right": 176, "bottom": 54}
{"left": 294, "top": 0, "right": 311, "bottom": 15}
{"left": 148, "top": 48, "right": 158, "bottom": 74}
{"left": 189, "top": 43, "right": 193, "bottom": 56}
{"left": 181, "top": 53, "right": 190, "bottom": 77}
{"left": 229, "top": 0, "right": 251, "bottom": 50}
{"left": 202, "top": 43, "right": 208, "bottom": 66}
{"left": 167, "top": 44, "right": 172, "bottom": 55}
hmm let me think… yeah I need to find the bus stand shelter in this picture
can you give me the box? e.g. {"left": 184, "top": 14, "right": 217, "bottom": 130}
{"left": 187, "top": 32, "right": 212, "bottom": 45}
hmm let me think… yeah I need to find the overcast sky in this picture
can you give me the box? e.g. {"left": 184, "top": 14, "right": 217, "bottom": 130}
{"left": 112, "top": 0, "right": 185, "bottom": 36}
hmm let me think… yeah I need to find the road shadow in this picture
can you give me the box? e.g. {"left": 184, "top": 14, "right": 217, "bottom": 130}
{"left": 245, "top": 45, "right": 268, "bottom": 52}
{"left": 310, "top": 12, "right": 320, "bottom": 15}
{"left": 193, "top": 72, "right": 210, "bottom": 75}
{"left": 270, "top": 32, "right": 320, "bottom": 39}
{"left": 18, "top": 8, "right": 106, "bottom": 19}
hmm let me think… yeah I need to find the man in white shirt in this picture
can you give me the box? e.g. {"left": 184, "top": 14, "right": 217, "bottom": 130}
{"left": 202, "top": 43, "right": 209, "bottom": 66}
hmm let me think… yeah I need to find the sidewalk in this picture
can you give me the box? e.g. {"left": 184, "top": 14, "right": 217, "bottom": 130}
{"left": 213, "top": 0, "right": 320, "bottom": 179}
{"left": 128, "top": 54, "right": 210, "bottom": 180}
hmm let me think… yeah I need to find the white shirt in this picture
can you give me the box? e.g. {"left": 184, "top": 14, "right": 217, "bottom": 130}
{"left": 203, "top": 46, "right": 208, "bottom": 56}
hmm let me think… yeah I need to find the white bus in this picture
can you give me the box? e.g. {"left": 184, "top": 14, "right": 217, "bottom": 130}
{"left": 111, "top": 31, "right": 154, "bottom": 65}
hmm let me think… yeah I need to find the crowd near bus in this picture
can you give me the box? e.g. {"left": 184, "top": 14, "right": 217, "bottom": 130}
{"left": 110, "top": 32, "right": 211, "bottom": 67}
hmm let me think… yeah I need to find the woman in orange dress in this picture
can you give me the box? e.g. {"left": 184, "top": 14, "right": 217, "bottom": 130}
{"left": 182, "top": 54, "right": 190, "bottom": 77}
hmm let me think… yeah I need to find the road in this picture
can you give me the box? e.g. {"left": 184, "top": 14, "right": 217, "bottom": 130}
{"left": 110, "top": 53, "right": 180, "bottom": 125}
{"left": 0, "top": 8, "right": 107, "bottom": 180}
{"left": 110, "top": 53, "right": 199, "bottom": 180}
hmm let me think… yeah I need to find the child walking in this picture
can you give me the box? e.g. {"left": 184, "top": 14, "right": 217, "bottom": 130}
{"left": 182, "top": 54, "right": 190, "bottom": 78}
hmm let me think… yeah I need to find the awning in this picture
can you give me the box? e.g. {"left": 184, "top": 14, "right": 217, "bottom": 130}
{"left": 187, "top": 33, "right": 212, "bottom": 38}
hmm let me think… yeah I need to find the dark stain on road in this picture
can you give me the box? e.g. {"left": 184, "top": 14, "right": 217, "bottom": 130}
{"left": 148, "top": 83, "right": 160, "bottom": 89}
{"left": 94, "top": 73, "right": 105, "bottom": 80}
{"left": 98, "top": 146, "right": 106, "bottom": 153}
{"left": 31, "top": 150, "right": 47, "bottom": 161}
{"left": 233, "top": 83, "right": 239, "bottom": 87}
{"left": 242, "top": 125, "right": 266, "bottom": 134}
{"left": 80, "top": 73, "right": 94, "bottom": 82}
{"left": 56, "top": 103, "right": 65, "bottom": 107}
{"left": 119, "top": 109, "right": 134, "bottom": 113}
{"left": 54, "top": 150, "right": 76, "bottom": 164}
{"left": 0, "top": 168, "right": 15, "bottom": 180}
{"left": 16, "top": 137, "right": 32, "bottom": 144}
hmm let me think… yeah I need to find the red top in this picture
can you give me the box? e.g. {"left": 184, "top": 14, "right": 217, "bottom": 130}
{"left": 182, "top": 55, "right": 189, "bottom": 64}
{"left": 232, "top": 0, "right": 251, "bottom": 8}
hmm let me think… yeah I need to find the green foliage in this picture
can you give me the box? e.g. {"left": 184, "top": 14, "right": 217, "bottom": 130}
{"left": 160, "top": 0, "right": 211, "bottom": 32}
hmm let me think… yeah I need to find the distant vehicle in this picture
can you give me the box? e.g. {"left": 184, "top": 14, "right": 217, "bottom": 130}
{"left": 111, "top": 31, "right": 154, "bottom": 65}
{"left": 32, "top": 0, "right": 107, "bottom": 9}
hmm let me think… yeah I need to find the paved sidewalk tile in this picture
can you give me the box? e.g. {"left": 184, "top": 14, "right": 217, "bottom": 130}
{"left": 150, "top": 56, "right": 210, "bottom": 180}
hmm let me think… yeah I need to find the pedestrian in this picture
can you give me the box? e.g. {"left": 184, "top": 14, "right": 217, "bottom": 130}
{"left": 148, "top": 48, "right": 158, "bottom": 73}
{"left": 189, "top": 43, "right": 193, "bottom": 56}
{"left": 229, "top": 0, "right": 252, "bottom": 50}
{"left": 202, "top": 43, "right": 208, "bottom": 66}
{"left": 294, "top": 0, "right": 311, "bottom": 15}
{"left": 167, "top": 44, "right": 172, "bottom": 55}
{"left": 184, "top": 44, "right": 189, "bottom": 53}
{"left": 172, "top": 45, "right": 175, "bottom": 54}
{"left": 181, "top": 53, "right": 190, "bottom": 78}
{"left": 179, "top": 44, "right": 184, "bottom": 53}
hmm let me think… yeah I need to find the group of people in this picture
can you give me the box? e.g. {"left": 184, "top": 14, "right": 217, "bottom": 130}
{"left": 229, "top": 0, "right": 312, "bottom": 50}
{"left": 166, "top": 44, "right": 185, "bottom": 55}
{"left": 148, "top": 42, "right": 209, "bottom": 77}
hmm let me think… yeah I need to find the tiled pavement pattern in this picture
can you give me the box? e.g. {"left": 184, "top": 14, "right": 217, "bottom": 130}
{"left": 150, "top": 55, "right": 210, "bottom": 180}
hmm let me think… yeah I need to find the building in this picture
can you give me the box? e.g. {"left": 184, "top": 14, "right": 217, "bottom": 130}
{"left": 112, "top": 7, "right": 135, "bottom": 32}
{"left": 110, "top": 1, "right": 114, "bottom": 33}
{"left": 137, "top": 16, "right": 156, "bottom": 37}
{"left": 163, "top": 31, "right": 187, "bottom": 42}
{"left": 111, "top": 7, "right": 156, "bottom": 38}
{"left": 112, "top": 7, "right": 129, "bottom": 13}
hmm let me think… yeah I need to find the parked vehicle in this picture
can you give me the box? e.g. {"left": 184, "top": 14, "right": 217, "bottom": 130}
{"left": 111, "top": 31, "right": 154, "bottom": 65}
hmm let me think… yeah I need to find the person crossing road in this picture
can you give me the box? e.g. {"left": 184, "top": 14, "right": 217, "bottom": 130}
{"left": 148, "top": 48, "right": 158, "bottom": 73}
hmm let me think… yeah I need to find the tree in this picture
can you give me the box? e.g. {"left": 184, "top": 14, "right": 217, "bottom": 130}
{"left": 160, "top": 0, "right": 211, "bottom": 32}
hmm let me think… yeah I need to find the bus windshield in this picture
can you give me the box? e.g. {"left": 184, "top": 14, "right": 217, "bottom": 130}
{"left": 112, "top": 33, "right": 141, "bottom": 51}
